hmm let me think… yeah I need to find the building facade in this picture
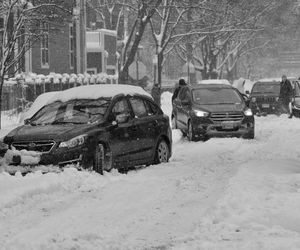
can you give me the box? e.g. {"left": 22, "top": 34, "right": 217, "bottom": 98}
{"left": 24, "top": 0, "right": 117, "bottom": 76}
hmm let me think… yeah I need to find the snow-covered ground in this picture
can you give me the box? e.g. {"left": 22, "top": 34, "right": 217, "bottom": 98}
{"left": 1, "top": 92, "right": 300, "bottom": 249}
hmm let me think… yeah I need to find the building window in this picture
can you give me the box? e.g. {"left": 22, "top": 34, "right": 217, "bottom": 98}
{"left": 41, "top": 23, "right": 49, "bottom": 68}
{"left": 69, "top": 24, "right": 75, "bottom": 70}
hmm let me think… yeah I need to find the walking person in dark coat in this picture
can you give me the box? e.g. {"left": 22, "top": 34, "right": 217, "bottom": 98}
{"left": 279, "top": 75, "right": 293, "bottom": 118}
{"left": 172, "top": 78, "right": 187, "bottom": 102}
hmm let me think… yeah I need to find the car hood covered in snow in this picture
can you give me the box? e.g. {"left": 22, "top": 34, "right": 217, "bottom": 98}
{"left": 5, "top": 123, "right": 100, "bottom": 142}
{"left": 193, "top": 103, "right": 246, "bottom": 113}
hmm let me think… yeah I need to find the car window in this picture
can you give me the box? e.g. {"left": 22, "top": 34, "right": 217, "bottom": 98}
{"left": 30, "top": 99, "right": 110, "bottom": 125}
{"left": 112, "top": 99, "right": 131, "bottom": 117}
{"left": 145, "top": 100, "right": 160, "bottom": 115}
{"left": 129, "top": 98, "right": 148, "bottom": 118}
{"left": 192, "top": 88, "right": 242, "bottom": 105}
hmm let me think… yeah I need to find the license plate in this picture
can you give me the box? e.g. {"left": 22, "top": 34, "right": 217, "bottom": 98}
{"left": 222, "top": 122, "right": 235, "bottom": 129}
{"left": 262, "top": 103, "right": 270, "bottom": 108}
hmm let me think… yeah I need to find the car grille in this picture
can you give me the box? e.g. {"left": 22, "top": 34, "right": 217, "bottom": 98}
{"left": 255, "top": 96, "right": 276, "bottom": 103}
{"left": 210, "top": 112, "right": 244, "bottom": 123}
{"left": 12, "top": 140, "right": 55, "bottom": 153}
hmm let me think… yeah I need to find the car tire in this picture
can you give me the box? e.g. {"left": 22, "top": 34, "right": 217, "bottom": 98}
{"left": 154, "top": 139, "right": 170, "bottom": 164}
{"left": 171, "top": 115, "right": 177, "bottom": 129}
{"left": 243, "top": 129, "right": 255, "bottom": 139}
{"left": 93, "top": 144, "right": 112, "bottom": 174}
{"left": 187, "top": 121, "right": 197, "bottom": 141}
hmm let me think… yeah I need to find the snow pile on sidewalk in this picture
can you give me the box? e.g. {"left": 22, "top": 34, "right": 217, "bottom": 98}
{"left": 161, "top": 91, "right": 173, "bottom": 117}
{"left": 172, "top": 159, "right": 300, "bottom": 250}
{"left": 0, "top": 168, "right": 124, "bottom": 216}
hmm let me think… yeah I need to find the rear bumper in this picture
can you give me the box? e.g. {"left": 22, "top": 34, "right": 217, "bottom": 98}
{"left": 250, "top": 102, "right": 280, "bottom": 114}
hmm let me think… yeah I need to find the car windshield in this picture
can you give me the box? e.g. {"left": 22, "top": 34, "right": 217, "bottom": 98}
{"left": 251, "top": 82, "right": 280, "bottom": 94}
{"left": 29, "top": 99, "right": 110, "bottom": 125}
{"left": 192, "top": 88, "right": 242, "bottom": 105}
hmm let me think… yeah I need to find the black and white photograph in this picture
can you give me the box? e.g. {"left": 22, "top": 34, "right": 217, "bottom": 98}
{"left": 1, "top": 0, "right": 300, "bottom": 249}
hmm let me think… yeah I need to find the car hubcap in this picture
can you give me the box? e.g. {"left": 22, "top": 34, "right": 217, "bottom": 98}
{"left": 158, "top": 141, "right": 169, "bottom": 163}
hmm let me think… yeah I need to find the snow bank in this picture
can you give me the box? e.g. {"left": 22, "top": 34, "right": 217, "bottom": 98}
{"left": 161, "top": 91, "right": 173, "bottom": 118}
{"left": 0, "top": 168, "right": 125, "bottom": 217}
{"left": 171, "top": 160, "right": 300, "bottom": 250}
{"left": 232, "top": 78, "right": 254, "bottom": 94}
{"left": 3, "top": 149, "right": 41, "bottom": 167}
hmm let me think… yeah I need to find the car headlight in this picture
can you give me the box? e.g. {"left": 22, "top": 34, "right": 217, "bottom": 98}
{"left": 193, "top": 110, "right": 209, "bottom": 117}
{"left": 252, "top": 97, "right": 256, "bottom": 102}
{"left": 244, "top": 109, "right": 253, "bottom": 116}
{"left": 59, "top": 134, "right": 87, "bottom": 148}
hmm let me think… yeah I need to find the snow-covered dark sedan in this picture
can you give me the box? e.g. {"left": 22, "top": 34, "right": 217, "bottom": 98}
{"left": 3, "top": 85, "right": 172, "bottom": 174}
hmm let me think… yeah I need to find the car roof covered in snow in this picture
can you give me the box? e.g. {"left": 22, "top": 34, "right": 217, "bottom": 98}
{"left": 198, "top": 79, "right": 231, "bottom": 85}
{"left": 47, "top": 84, "right": 152, "bottom": 104}
{"left": 189, "top": 83, "right": 234, "bottom": 90}
{"left": 256, "top": 77, "right": 297, "bottom": 84}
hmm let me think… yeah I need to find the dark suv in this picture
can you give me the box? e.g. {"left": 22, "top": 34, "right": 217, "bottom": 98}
{"left": 172, "top": 84, "right": 254, "bottom": 141}
{"left": 249, "top": 79, "right": 281, "bottom": 115}
{"left": 3, "top": 85, "right": 172, "bottom": 174}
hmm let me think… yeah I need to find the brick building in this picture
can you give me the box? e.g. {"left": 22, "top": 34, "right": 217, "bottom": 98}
{"left": 24, "top": 0, "right": 117, "bottom": 75}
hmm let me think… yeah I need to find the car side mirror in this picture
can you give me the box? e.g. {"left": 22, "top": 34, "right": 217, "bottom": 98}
{"left": 115, "top": 113, "right": 130, "bottom": 124}
{"left": 24, "top": 118, "right": 30, "bottom": 125}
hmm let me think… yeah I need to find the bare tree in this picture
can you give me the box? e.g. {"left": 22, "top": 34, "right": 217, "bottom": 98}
{"left": 0, "top": 0, "right": 71, "bottom": 128}
{"left": 172, "top": 0, "right": 280, "bottom": 80}
{"left": 87, "top": 0, "right": 162, "bottom": 84}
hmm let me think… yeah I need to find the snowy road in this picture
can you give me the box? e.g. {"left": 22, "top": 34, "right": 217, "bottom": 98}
{"left": 1, "top": 95, "right": 300, "bottom": 249}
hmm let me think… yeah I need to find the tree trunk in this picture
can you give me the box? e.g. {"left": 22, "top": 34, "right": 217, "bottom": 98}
{"left": 152, "top": 52, "right": 163, "bottom": 107}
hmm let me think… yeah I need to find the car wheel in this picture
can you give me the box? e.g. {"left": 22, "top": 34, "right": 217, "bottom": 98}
{"left": 187, "top": 121, "right": 196, "bottom": 141}
{"left": 93, "top": 144, "right": 112, "bottom": 174}
{"left": 154, "top": 139, "right": 170, "bottom": 164}
{"left": 243, "top": 129, "right": 255, "bottom": 139}
{"left": 171, "top": 115, "right": 177, "bottom": 129}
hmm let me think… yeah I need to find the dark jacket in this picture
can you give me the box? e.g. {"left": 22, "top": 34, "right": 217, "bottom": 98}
{"left": 279, "top": 80, "right": 293, "bottom": 99}
{"left": 172, "top": 86, "right": 181, "bottom": 102}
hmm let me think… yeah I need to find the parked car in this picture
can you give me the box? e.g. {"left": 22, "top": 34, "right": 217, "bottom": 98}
{"left": 249, "top": 77, "right": 296, "bottom": 115}
{"left": 3, "top": 85, "right": 172, "bottom": 174}
{"left": 291, "top": 80, "right": 300, "bottom": 118}
{"left": 171, "top": 83, "right": 254, "bottom": 141}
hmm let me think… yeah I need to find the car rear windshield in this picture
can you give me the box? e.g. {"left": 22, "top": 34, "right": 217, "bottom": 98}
{"left": 251, "top": 82, "right": 280, "bottom": 94}
{"left": 192, "top": 88, "right": 242, "bottom": 105}
{"left": 29, "top": 99, "right": 110, "bottom": 125}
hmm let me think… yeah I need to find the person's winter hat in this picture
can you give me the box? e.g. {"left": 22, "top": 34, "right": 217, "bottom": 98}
{"left": 179, "top": 79, "right": 186, "bottom": 86}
